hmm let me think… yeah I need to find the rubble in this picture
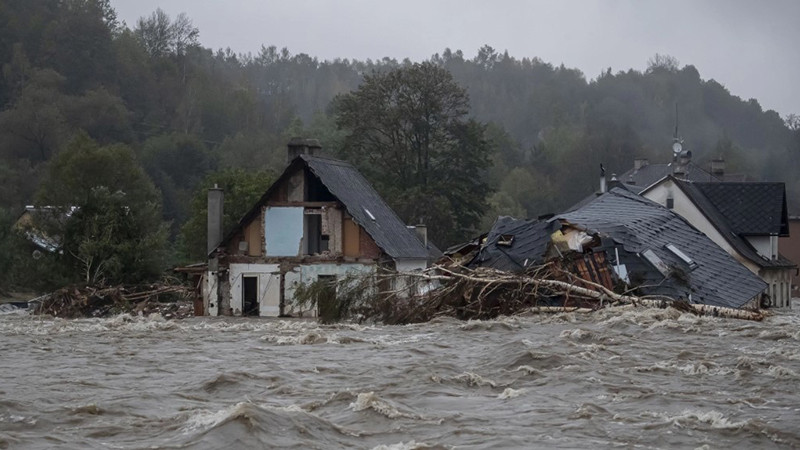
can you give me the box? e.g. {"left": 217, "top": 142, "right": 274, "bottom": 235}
{"left": 33, "top": 284, "right": 194, "bottom": 319}
{"left": 301, "top": 263, "right": 764, "bottom": 325}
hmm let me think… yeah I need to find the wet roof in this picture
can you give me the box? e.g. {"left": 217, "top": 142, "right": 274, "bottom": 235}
{"left": 559, "top": 188, "right": 767, "bottom": 309}
{"left": 692, "top": 182, "right": 788, "bottom": 236}
{"left": 468, "top": 217, "right": 554, "bottom": 271}
{"left": 670, "top": 179, "right": 794, "bottom": 269}
{"left": 221, "top": 155, "right": 430, "bottom": 260}
{"left": 302, "top": 155, "right": 430, "bottom": 260}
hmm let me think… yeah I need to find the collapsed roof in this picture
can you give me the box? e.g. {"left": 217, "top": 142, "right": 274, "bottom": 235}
{"left": 470, "top": 188, "right": 767, "bottom": 309}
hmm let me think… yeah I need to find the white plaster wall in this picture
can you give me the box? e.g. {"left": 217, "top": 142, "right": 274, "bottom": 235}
{"left": 229, "top": 263, "right": 280, "bottom": 316}
{"left": 643, "top": 182, "right": 761, "bottom": 274}
{"left": 762, "top": 268, "right": 794, "bottom": 308}
{"left": 395, "top": 259, "right": 428, "bottom": 272}
{"left": 259, "top": 273, "right": 281, "bottom": 317}
{"left": 204, "top": 271, "right": 219, "bottom": 316}
{"left": 394, "top": 259, "right": 432, "bottom": 297}
{"left": 746, "top": 236, "right": 772, "bottom": 260}
{"left": 283, "top": 263, "right": 375, "bottom": 316}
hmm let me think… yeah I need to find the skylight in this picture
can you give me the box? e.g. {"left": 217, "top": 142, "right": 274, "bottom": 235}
{"left": 364, "top": 207, "right": 376, "bottom": 221}
{"left": 642, "top": 249, "right": 669, "bottom": 276}
{"left": 665, "top": 243, "right": 697, "bottom": 270}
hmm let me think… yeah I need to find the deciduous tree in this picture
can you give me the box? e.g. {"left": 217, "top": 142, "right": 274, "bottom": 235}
{"left": 335, "top": 62, "right": 492, "bottom": 246}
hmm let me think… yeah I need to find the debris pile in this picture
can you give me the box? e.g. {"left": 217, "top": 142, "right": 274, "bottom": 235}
{"left": 34, "top": 284, "right": 193, "bottom": 319}
{"left": 319, "top": 264, "right": 764, "bottom": 324}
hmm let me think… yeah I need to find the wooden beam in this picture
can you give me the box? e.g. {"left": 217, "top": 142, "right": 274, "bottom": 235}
{"left": 267, "top": 201, "right": 339, "bottom": 208}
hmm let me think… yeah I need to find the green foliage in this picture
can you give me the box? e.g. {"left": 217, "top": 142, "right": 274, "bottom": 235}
{"left": 140, "top": 133, "right": 216, "bottom": 234}
{"left": 62, "top": 186, "right": 168, "bottom": 285}
{"left": 0, "top": 0, "right": 798, "bottom": 291}
{"left": 335, "top": 62, "right": 492, "bottom": 246}
{"left": 35, "top": 133, "right": 169, "bottom": 285}
{"left": 290, "top": 273, "right": 376, "bottom": 324}
{"left": 178, "top": 168, "right": 275, "bottom": 261}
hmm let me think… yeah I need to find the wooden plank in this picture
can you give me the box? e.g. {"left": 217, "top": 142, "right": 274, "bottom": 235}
{"left": 343, "top": 218, "right": 360, "bottom": 257}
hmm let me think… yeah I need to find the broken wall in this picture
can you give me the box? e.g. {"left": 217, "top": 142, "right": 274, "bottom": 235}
{"left": 228, "top": 263, "right": 281, "bottom": 316}
{"left": 283, "top": 263, "right": 376, "bottom": 316}
{"left": 264, "top": 206, "right": 304, "bottom": 256}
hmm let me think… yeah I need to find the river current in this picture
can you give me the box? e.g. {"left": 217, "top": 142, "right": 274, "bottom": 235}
{"left": 1, "top": 304, "right": 800, "bottom": 449}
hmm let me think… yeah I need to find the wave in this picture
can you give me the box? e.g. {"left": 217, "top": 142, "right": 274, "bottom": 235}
{"left": 497, "top": 388, "right": 525, "bottom": 399}
{"left": 179, "top": 401, "right": 361, "bottom": 448}
{"left": 349, "top": 392, "right": 424, "bottom": 420}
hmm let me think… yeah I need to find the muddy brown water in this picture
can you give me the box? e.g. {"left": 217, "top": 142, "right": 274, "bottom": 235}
{"left": 1, "top": 304, "right": 799, "bottom": 449}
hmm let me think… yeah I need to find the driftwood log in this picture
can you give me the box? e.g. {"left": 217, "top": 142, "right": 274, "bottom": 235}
{"left": 378, "top": 265, "right": 764, "bottom": 322}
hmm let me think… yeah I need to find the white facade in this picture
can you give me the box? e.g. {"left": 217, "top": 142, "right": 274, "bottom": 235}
{"left": 228, "top": 263, "right": 281, "bottom": 316}
{"left": 643, "top": 179, "right": 790, "bottom": 308}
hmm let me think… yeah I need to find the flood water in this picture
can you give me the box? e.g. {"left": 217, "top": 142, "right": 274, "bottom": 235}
{"left": 2, "top": 304, "right": 800, "bottom": 449}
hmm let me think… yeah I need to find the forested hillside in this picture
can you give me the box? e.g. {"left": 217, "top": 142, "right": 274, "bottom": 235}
{"left": 1, "top": 0, "right": 798, "bottom": 274}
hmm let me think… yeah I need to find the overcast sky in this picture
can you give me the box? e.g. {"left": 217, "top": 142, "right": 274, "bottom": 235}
{"left": 111, "top": 0, "right": 800, "bottom": 118}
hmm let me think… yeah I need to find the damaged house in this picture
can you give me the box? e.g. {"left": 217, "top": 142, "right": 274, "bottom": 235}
{"left": 640, "top": 176, "right": 795, "bottom": 307}
{"left": 202, "top": 139, "right": 433, "bottom": 317}
{"left": 468, "top": 188, "right": 767, "bottom": 310}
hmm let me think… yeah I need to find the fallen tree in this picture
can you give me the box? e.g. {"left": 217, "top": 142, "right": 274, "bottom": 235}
{"left": 291, "top": 264, "right": 764, "bottom": 323}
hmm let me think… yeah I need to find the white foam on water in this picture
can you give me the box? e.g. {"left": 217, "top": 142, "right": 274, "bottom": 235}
{"left": 452, "top": 372, "right": 497, "bottom": 388}
{"left": 182, "top": 402, "right": 250, "bottom": 432}
{"left": 767, "top": 365, "right": 800, "bottom": 379}
{"left": 371, "top": 440, "right": 437, "bottom": 450}
{"left": 514, "top": 365, "right": 543, "bottom": 376}
{"left": 182, "top": 401, "right": 308, "bottom": 433}
{"left": 646, "top": 409, "right": 749, "bottom": 430}
{"left": 497, "top": 388, "right": 525, "bottom": 399}
{"left": 349, "top": 392, "right": 418, "bottom": 420}
{"left": 560, "top": 328, "right": 594, "bottom": 340}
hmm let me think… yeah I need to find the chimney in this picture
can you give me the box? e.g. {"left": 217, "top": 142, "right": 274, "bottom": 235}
{"left": 679, "top": 149, "right": 692, "bottom": 166}
{"left": 674, "top": 150, "right": 692, "bottom": 179}
{"left": 634, "top": 158, "right": 649, "bottom": 171}
{"left": 287, "top": 137, "right": 321, "bottom": 162}
{"left": 415, "top": 224, "right": 427, "bottom": 247}
{"left": 711, "top": 158, "right": 725, "bottom": 178}
{"left": 408, "top": 224, "right": 428, "bottom": 246}
{"left": 306, "top": 138, "right": 322, "bottom": 154}
{"left": 207, "top": 184, "right": 224, "bottom": 255}
{"left": 599, "top": 163, "right": 607, "bottom": 193}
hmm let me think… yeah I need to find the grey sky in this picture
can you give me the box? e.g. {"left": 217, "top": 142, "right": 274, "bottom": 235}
{"left": 111, "top": 0, "right": 800, "bottom": 118}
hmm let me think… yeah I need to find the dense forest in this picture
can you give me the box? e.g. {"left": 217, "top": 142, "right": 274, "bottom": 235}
{"left": 1, "top": 0, "right": 798, "bottom": 290}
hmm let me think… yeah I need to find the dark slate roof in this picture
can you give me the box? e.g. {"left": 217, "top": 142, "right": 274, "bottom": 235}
{"left": 558, "top": 188, "right": 767, "bottom": 309}
{"left": 692, "top": 182, "right": 789, "bottom": 236}
{"left": 220, "top": 155, "right": 429, "bottom": 260}
{"left": 620, "top": 162, "right": 719, "bottom": 193}
{"left": 468, "top": 217, "right": 554, "bottom": 271}
{"left": 670, "top": 179, "right": 794, "bottom": 269}
{"left": 302, "top": 155, "right": 429, "bottom": 260}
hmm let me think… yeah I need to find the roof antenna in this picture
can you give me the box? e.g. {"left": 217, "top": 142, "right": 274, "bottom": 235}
{"left": 672, "top": 103, "right": 683, "bottom": 161}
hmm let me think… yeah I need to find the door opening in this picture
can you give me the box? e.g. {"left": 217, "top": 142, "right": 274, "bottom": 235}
{"left": 242, "top": 275, "right": 259, "bottom": 316}
{"left": 317, "top": 275, "right": 337, "bottom": 322}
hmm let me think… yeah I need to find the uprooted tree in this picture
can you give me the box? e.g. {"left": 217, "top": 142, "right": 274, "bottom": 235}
{"left": 291, "top": 264, "right": 765, "bottom": 324}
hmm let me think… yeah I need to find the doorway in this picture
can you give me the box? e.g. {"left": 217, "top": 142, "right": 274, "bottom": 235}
{"left": 242, "top": 275, "right": 259, "bottom": 316}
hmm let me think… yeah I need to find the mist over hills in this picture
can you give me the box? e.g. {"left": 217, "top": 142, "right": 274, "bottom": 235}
{"left": 1, "top": 1, "right": 798, "bottom": 245}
